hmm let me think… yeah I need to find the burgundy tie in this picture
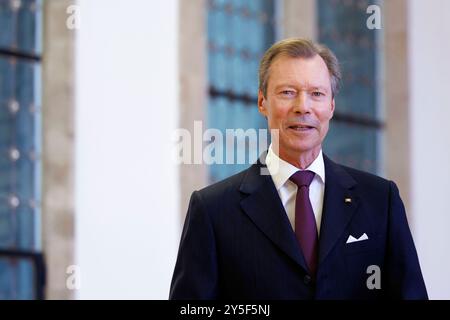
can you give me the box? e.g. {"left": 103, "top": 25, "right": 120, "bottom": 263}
{"left": 289, "top": 170, "right": 318, "bottom": 278}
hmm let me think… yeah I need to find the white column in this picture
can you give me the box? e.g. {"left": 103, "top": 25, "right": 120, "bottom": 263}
{"left": 408, "top": 0, "right": 450, "bottom": 299}
{"left": 75, "top": 0, "right": 179, "bottom": 299}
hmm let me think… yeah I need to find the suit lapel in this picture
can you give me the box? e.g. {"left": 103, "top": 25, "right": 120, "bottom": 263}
{"left": 239, "top": 160, "right": 309, "bottom": 273}
{"left": 318, "top": 155, "right": 359, "bottom": 264}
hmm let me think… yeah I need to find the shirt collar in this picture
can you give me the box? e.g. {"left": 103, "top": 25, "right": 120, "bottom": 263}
{"left": 265, "top": 144, "right": 325, "bottom": 191}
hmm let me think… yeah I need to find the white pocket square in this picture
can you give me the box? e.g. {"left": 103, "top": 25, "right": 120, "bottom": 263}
{"left": 346, "top": 233, "right": 369, "bottom": 244}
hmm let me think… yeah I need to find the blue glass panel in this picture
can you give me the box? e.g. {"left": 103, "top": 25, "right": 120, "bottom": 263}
{"left": 0, "top": 57, "right": 39, "bottom": 250}
{"left": 208, "top": 97, "right": 226, "bottom": 182}
{"left": 17, "top": 0, "right": 38, "bottom": 53}
{"left": 0, "top": 0, "right": 15, "bottom": 49}
{"left": 324, "top": 121, "right": 379, "bottom": 174}
{"left": 15, "top": 204, "right": 35, "bottom": 249}
{"left": 318, "top": 0, "right": 383, "bottom": 175}
{"left": 0, "top": 199, "right": 14, "bottom": 247}
{"left": 0, "top": 57, "right": 15, "bottom": 100}
{"left": 207, "top": 0, "right": 275, "bottom": 183}
{"left": 318, "top": 0, "right": 381, "bottom": 120}
{"left": 0, "top": 256, "right": 35, "bottom": 299}
{"left": 0, "top": 0, "right": 40, "bottom": 53}
{"left": 0, "top": 0, "right": 41, "bottom": 299}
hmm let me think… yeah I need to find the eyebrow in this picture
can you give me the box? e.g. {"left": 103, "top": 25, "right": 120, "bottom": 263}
{"left": 310, "top": 86, "right": 329, "bottom": 92}
{"left": 274, "top": 84, "right": 330, "bottom": 92}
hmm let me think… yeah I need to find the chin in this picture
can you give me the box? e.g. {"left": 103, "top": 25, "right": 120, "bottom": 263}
{"left": 280, "top": 141, "right": 318, "bottom": 155}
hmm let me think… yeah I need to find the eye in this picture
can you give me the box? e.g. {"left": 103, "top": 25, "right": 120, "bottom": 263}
{"left": 280, "top": 90, "right": 296, "bottom": 96}
{"left": 312, "top": 91, "right": 325, "bottom": 97}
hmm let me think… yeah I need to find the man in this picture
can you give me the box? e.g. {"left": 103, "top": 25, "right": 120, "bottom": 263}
{"left": 170, "top": 38, "right": 427, "bottom": 299}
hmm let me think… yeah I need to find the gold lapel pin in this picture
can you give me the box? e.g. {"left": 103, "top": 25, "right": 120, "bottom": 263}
{"left": 344, "top": 197, "right": 352, "bottom": 204}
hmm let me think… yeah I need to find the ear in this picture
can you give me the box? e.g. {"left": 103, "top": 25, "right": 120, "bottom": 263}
{"left": 330, "top": 98, "right": 335, "bottom": 119}
{"left": 258, "top": 90, "right": 268, "bottom": 117}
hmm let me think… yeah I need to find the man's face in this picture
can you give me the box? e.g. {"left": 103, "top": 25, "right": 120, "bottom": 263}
{"left": 258, "top": 54, "right": 335, "bottom": 161}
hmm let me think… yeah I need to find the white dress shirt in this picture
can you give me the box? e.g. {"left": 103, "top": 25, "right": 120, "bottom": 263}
{"left": 265, "top": 144, "right": 325, "bottom": 235}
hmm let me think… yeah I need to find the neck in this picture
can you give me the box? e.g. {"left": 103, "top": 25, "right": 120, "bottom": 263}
{"left": 274, "top": 145, "right": 321, "bottom": 169}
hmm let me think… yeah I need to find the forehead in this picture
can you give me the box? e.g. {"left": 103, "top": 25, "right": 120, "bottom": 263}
{"left": 268, "top": 54, "right": 331, "bottom": 89}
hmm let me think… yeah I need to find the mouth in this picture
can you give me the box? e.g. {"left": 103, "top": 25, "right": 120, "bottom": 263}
{"left": 287, "top": 124, "right": 315, "bottom": 132}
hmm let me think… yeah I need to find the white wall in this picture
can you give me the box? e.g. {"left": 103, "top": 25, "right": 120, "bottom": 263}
{"left": 409, "top": 0, "right": 450, "bottom": 299}
{"left": 75, "top": 0, "right": 179, "bottom": 299}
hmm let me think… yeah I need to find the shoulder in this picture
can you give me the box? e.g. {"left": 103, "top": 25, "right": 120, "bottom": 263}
{"left": 192, "top": 165, "right": 254, "bottom": 209}
{"left": 325, "top": 156, "right": 396, "bottom": 196}
{"left": 327, "top": 159, "right": 406, "bottom": 227}
{"left": 342, "top": 164, "right": 390, "bottom": 187}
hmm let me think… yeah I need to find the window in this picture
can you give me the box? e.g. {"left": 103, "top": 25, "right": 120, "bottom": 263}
{"left": 207, "top": 0, "right": 276, "bottom": 183}
{"left": 0, "top": 0, "right": 44, "bottom": 299}
{"left": 318, "top": 0, "right": 384, "bottom": 175}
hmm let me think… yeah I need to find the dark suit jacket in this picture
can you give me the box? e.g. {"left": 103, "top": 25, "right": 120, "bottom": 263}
{"left": 170, "top": 154, "right": 427, "bottom": 299}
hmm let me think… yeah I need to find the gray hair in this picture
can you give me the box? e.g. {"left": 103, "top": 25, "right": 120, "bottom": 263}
{"left": 259, "top": 38, "right": 341, "bottom": 98}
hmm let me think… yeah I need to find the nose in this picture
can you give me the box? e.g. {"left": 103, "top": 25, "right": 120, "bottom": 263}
{"left": 292, "top": 91, "right": 311, "bottom": 114}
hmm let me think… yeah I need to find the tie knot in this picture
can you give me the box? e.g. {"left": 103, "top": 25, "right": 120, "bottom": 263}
{"left": 289, "top": 170, "right": 315, "bottom": 188}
